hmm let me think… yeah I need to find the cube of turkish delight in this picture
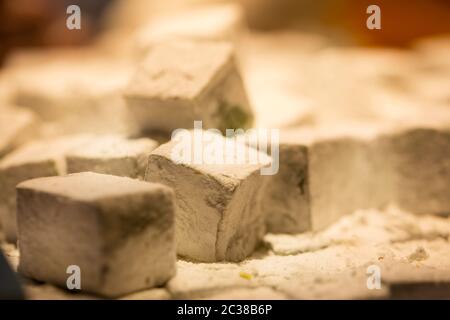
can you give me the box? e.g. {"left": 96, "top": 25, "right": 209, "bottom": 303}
{"left": 252, "top": 123, "right": 383, "bottom": 233}
{"left": 17, "top": 172, "right": 176, "bottom": 297}
{"left": 125, "top": 40, "right": 253, "bottom": 135}
{"left": 146, "top": 129, "right": 270, "bottom": 262}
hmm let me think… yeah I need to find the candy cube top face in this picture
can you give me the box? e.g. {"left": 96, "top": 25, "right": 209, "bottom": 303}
{"left": 17, "top": 172, "right": 176, "bottom": 297}
{"left": 126, "top": 40, "right": 234, "bottom": 100}
{"left": 66, "top": 136, "right": 158, "bottom": 179}
{"left": 67, "top": 136, "right": 157, "bottom": 160}
{"left": 150, "top": 130, "right": 271, "bottom": 187}
{"left": 0, "top": 135, "right": 92, "bottom": 171}
{"left": 17, "top": 172, "right": 166, "bottom": 203}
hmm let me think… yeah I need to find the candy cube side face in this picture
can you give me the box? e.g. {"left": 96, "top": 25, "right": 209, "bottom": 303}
{"left": 195, "top": 63, "right": 254, "bottom": 133}
{"left": 378, "top": 128, "right": 450, "bottom": 214}
{"left": 94, "top": 189, "right": 176, "bottom": 297}
{"left": 17, "top": 188, "right": 105, "bottom": 291}
{"left": 146, "top": 153, "right": 224, "bottom": 262}
{"left": 261, "top": 144, "right": 310, "bottom": 234}
{"left": 215, "top": 169, "right": 267, "bottom": 262}
{"left": 308, "top": 138, "right": 372, "bottom": 231}
{"left": 126, "top": 97, "right": 198, "bottom": 135}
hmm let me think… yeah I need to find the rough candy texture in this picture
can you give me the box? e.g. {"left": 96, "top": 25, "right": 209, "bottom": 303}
{"left": 125, "top": 40, "right": 253, "bottom": 135}
{"left": 17, "top": 172, "right": 176, "bottom": 298}
{"left": 0, "top": 106, "right": 38, "bottom": 158}
{"left": 66, "top": 135, "right": 158, "bottom": 179}
{"left": 0, "top": 135, "right": 91, "bottom": 242}
{"left": 146, "top": 130, "right": 270, "bottom": 262}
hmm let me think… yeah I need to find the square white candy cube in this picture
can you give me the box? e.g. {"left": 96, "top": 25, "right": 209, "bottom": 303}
{"left": 17, "top": 172, "right": 176, "bottom": 297}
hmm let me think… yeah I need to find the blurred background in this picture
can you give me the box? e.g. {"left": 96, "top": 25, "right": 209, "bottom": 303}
{"left": 1, "top": 0, "right": 449, "bottom": 134}
{"left": 1, "top": 0, "right": 450, "bottom": 63}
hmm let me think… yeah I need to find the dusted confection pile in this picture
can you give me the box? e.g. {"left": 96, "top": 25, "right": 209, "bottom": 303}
{"left": 0, "top": 0, "right": 449, "bottom": 300}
